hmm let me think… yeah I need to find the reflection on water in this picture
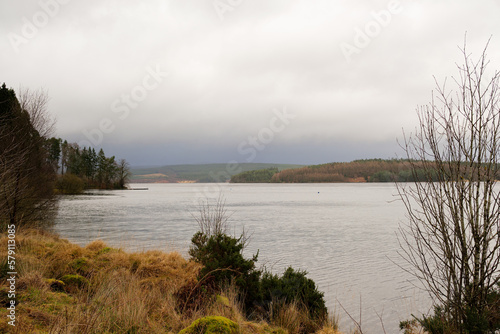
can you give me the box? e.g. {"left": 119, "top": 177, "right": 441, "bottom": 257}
{"left": 54, "top": 183, "right": 432, "bottom": 332}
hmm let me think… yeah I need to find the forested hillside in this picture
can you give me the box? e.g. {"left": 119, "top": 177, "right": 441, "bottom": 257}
{"left": 231, "top": 159, "right": 435, "bottom": 183}
{"left": 229, "top": 168, "right": 279, "bottom": 183}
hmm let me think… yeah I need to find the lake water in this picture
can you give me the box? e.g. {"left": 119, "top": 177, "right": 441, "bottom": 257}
{"left": 53, "top": 183, "right": 432, "bottom": 332}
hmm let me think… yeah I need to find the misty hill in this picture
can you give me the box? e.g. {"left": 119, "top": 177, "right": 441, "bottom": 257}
{"left": 130, "top": 163, "right": 304, "bottom": 183}
{"left": 230, "top": 159, "right": 429, "bottom": 183}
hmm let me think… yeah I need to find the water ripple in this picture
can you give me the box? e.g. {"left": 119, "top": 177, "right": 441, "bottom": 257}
{"left": 54, "top": 183, "right": 431, "bottom": 332}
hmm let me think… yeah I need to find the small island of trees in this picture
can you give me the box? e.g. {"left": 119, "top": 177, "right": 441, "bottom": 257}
{"left": 54, "top": 141, "right": 131, "bottom": 193}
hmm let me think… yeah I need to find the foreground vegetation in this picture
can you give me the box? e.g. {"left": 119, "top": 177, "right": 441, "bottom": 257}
{"left": 395, "top": 40, "right": 500, "bottom": 334}
{"left": 0, "top": 84, "right": 58, "bottom": 229}
{"left": 0, "top": 228, "right": 340, "bottom": 334}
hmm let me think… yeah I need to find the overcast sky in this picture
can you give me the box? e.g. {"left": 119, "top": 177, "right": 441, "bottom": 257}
{"left": 1, "top": 0, "right": 499, "bottom": 166}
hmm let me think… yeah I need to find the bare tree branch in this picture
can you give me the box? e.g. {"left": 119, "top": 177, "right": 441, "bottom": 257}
{"left": 0, "top": 85, "right": 57, "bottom": 229}
{"left": 397, "top": 37, "right": 500, "bottom": 332}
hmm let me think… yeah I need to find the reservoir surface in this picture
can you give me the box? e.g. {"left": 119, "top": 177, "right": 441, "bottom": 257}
{"left": 54, "top": 183, "right": 432, "bottom": 332}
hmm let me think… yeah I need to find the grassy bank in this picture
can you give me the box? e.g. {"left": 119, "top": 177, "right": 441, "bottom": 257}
{"left": 0, "top": 229, "right": 340, "bottom": 333}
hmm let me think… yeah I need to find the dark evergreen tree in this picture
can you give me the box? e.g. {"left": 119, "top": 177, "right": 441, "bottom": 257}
{"left": 45, "top": 137, "right": 61, "bottom": 172}
{"left": 189, "top": 231, "right": 261, "bottom": 313}
{"left": 57, "top": 143, "right": 128, "bottom": 190}
{"left": 0, "top": 83, "right": 57, "bottom": 228}
{"left": 66, "top": 144, "right": 82, "bottom": 176}
{"left": 60, "top": 140, "right": 69, "bottom": 175}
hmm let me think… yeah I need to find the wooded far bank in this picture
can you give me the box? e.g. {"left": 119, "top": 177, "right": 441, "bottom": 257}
{"left": 131, "top": 159, "right": 497, "bottom": 184}
{"left": 230, "top": 159, "right": 479, "bottom": 183}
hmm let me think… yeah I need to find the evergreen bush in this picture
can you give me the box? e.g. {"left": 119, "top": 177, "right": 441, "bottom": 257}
{"left": 261, "top": 267, "right": 327, "bottom": 321}
{"left": 189, "top": 231, "right": 261, "bottom": 311}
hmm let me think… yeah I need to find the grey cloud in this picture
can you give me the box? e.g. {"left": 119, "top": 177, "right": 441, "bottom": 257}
{"left": 1, "top": 0, "right": 499, "bottom": 165}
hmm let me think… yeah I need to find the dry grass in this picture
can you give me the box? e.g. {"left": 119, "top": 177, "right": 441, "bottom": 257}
{"left": 266, "top": 301, "right": 339, "bottom": 334}
{"left": 0, "top": 229, "right": 341, "bottom": 333}
{"left": 0, "top": 228, "right": 201, "bottom": 333}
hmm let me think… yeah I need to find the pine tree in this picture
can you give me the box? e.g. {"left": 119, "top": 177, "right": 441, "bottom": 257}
{"left": 0, "top": 84, "right": 56, "bottom": 228}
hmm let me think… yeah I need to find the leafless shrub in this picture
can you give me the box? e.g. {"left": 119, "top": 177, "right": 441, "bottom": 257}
{"left": 397, "top": 37, "right": 500, "bottom": 331}
{"left": 193, "top": 194, "right": 230, "bottom": 237}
